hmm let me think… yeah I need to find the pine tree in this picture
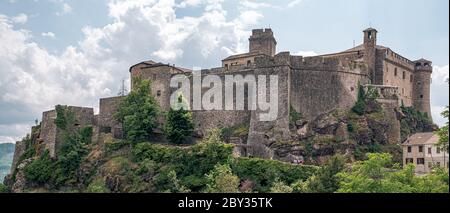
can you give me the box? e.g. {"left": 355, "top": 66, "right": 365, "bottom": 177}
{"left": 165, "top": 95, "right": 194, "bottom": 144}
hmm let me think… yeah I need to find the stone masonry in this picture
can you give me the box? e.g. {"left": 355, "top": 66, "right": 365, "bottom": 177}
{"left": 11, "top": 28, "right": 433, "bottom": 162}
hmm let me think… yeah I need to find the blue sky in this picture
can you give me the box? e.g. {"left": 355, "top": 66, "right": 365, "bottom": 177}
{"left": 0, "top": 0, "right": 448, "bottom": 143}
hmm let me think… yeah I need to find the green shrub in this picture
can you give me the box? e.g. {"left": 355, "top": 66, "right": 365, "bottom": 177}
{"left": 53, "top": 125, "right": 92, "bottom": 185}
{"left": 269, "top": 179, "right": 293, "bottom": 193}
{"left": 204, "top": 164, "right": 240, "bottom": 193}
{"left": 86, "top": 178, "right": 109, "bottom": 193}
{"left": 290, "top": 105, "right": 303, "bottom": 123}
{"left": 131, "top": 132, "right": 233, "bottom": 192}
{"left": 300, "top": 155, "right": 346, "bottom": 193}
{"left": 230, "top": 157, "right": 318, "bottom": 192}
{"left": 106, "top": 139, "right": 131, "bottom": 153}
{"left": 24, "top": 151, "right": 54, "bottom": 184}
{"left": 0, "top": 183, "right": 8, "bottom": 193}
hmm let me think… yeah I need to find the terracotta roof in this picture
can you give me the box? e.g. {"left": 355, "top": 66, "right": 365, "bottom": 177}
{"left": 341, "top": 44, "right": 388, "bottom": 53}
{"left": 129, "top": 60, "right": 191, "bottom": 73}
{"left": 413, "top": 58, "right": 432, "bottom": 63}
{"left": 222, "top": 52, "right": 268, "bottom": 61}
{"left": 402, "top": 132, "right": 439, "bottom": 146}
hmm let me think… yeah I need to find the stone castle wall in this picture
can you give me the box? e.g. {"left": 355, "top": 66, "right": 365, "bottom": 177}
{"left": 290, "top": 52, "right": 370, "bottom": 120}
{"left": 40, "top": 110, "right": 57, "bottom": 157}
{"left": 98, "top": 96, "right": 125, "bottom": 138}
{"left": 39, "top": 106, "right": 94, "bottom": 158}
{"left": 381, "top": 49, "right": 415, "bottom": 107}
{"left": 10, "top": 28, "right": 432, "bottom": 164}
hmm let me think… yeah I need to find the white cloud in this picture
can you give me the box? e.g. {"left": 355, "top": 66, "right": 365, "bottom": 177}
{"left": 12, "top": 13, "right": 28, "bottom": 24}
{"left": 177, "top": 0, "right": 203, "bottom": 8}
{"left": 430, "top": 65, "right": 449, "bottom": 127}
{"left": 432, "top": 65, "right": 449, "bottom": 85}
{"left": 239, "top": 0, "right": 303, "bottom": 10}
{"left": 41, "top": 31, "right": 56, "bottom": 39}
{"left": 0, "top": 124, "right": 30, "bottom": 143}
{"left": 0, "top": 0, "right": 264, "bottom": 142}
{"left": 240, "top": 0, "right": 274, "bottom": 9}
{"left": 287, "top": 0, "right": 303, "bottom": 8}
{"left": 294, "top": 51, "right": 318, "bottom": 57}
{"left": 56, "top": 2, "right": 72, "bottom": 16}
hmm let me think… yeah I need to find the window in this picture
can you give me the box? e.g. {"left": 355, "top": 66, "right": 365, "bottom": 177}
{"left": 247, "top": 60, "right": 251, "bottom": 67}
{"left": 394, "top": 68, "right": 398, "bottom": 76}
{"left": 406, "top": 158, "right": 414, "bottom": 164}
{"left": 428, "top": 147, "right": 432, "bottom": 154}
{"left": 224, "top": 64, "right": 228, "bottom": 69}
{"left": 420, "top": 95, "right": 424, "bottom": 99}
{"left": 417, "top": 158, "right": 425, "bottom": 165}
{"left": 156, "top": 90, "right": 161, "bottom": 97}
{"left": 437, "top": 147, "right": 441, "bottom": 154}
{"left": 408, "top": 146, "right": 412, "bottom": 153}
{"left": 410, "top": 75, "right": 413, "bottom": 82}
{"left": 419, "top": 146, "right": 423, "bottom": 153}
{"left": 403, "top": 71, "right": 406, "bottom": 79}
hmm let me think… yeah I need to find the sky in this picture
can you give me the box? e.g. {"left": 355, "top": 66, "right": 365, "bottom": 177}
{"left": 0, "top": 0, "right": 448, "bottom": 143}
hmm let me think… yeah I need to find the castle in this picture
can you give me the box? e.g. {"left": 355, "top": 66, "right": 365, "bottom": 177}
{"left": 11, "top": 28, "right": 433, "bottom": 169}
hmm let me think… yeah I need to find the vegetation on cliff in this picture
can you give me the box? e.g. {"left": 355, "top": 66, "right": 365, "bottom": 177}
{"left": 115, "top": 77, "right": 160, "bottom": 142}
{"left": 436, "top": 106, "right": 449, "bottom": 152}
{"left": 400, "top": 105, "right": 435, "bottom": 142}
{"left": 3, "top": 79, "right": 447, "bottom": 193}
{"left": 21, "top": 105, "right": 93, "bottom": 187}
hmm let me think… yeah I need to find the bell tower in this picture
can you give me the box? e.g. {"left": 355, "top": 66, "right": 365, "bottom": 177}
{"left": 249, "top": 28, "right": 277, "bottom": 56}
{"left": 363, "top": 28, "right": 377, "bottom": 83}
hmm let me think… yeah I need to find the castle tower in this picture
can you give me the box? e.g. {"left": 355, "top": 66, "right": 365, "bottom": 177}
{"left": 249, "top": 28, "right": 277, "bottom": 56}
{"left": 413, "top": 59, "right": 433, "bottom": 121}
{"left": 363, "top": 28, "right": 377, "bottom": 83}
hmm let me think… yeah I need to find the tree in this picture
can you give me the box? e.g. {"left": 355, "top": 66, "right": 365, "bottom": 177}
{"left": 165, "top": 170, "right": 190, "bottom": 193}
{"left": 337, "top": 153, "right": 449, "bottom": 193}
{"left": 164, "top": 95, "right": 194, "bottom": 144}
{"left": 352, "top": 84, "right": 367, "bottom": 115}
{"left": 115, "top": 77, "right": 160, "bottom": 142}
{"left": 269, "top": 179, "right": 293, "bottom": 193}
{"left": 436, "top": 106, "right": 449, "bottom": 152}
{"left": 303, "top": 154, "right": 346, "bottom": 193}
{"left": 205, "top": 164, "right": 240, "bottom": 193}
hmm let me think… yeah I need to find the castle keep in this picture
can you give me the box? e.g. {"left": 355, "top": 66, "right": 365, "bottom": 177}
{"left": 11, "top": 28, "right": 433, "bottom": 166}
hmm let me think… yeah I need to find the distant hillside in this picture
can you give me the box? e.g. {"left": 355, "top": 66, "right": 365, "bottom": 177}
{"left": 0, "top": 143, "right": 15, "bottom": 183}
